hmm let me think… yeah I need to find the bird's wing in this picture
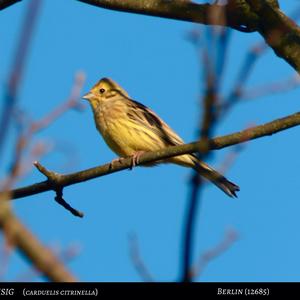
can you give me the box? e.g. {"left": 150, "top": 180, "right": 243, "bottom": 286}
{"left": 126, "top": 99, "right": 184, "bottom": 147}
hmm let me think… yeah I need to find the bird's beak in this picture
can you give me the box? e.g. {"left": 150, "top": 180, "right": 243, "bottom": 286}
{"left": 82, "top": 91, "right": 94, "bottom": 101}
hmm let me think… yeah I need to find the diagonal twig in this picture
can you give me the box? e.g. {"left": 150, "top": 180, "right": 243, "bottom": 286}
{"left": 241, "top": 74, "right": 300, "bottom": 100}
{"left": 190, "top": 228, "right": 239, "bottom": 279}
{"left": 128, "top": 233, "right": 154, "bottom": 282}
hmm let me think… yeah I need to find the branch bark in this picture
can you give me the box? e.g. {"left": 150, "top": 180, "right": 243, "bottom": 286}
{"left": 5, "top": 111, "right": 300, "bottom": 201}
{"left": 246, "top": 0, "right": 300, "bottom": 73}
{"left": 0, "top": 0, "right": 21, "bottom": 10}
{"left": 77, "top": 0, "right": 259, "bottom": 32}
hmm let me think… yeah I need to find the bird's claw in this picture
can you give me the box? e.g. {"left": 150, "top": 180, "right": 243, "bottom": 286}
{"left": 130, "top": 151, "right": 145, "bottom": 170}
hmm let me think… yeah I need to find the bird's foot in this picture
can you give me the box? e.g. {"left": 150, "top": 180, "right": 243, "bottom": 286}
{"left": 130, "top": 151, "right": 145, "bottom": 170}
{"left": 109, "top": 157, "right": 124, "bottom": 169}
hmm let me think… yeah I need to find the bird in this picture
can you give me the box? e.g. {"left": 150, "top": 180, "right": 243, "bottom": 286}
{"left": 82, "top": 77, "right": 239, "bottom": 197}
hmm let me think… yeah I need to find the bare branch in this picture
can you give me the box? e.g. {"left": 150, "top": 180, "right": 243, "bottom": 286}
{"left": 246, "top": 0, "right": 300, "bottom": 73}
{"left": 0, "top": 0, "right": 21, "bottom": 10}
{"left": 5, "top": 110, "right": 300, "bottom": 201}
{"left": 77, "top": 0, "right": 259, "bottom": 32}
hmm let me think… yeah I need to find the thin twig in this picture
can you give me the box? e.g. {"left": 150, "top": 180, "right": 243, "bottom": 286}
{"left": 128, "top": 233, "right": 154, "bottom": 282}
{"left": 29, "top": 71, "right": 86, "bottom": 133}
{"left": 190, "top": 228, "right": 239, "bottom": 279}
{"left": 217, "top": 144, "right": 246, "bottom": 175}
{"left": 241, "top": 74, "right": 300, "bottom": 100}
{"left": 33, "top": 162, "right": 84, "bottom": 217}
{"left": 221, "top": 41, "right": 267, "bottom": 114}
{"left": 54, "top": 188, "right": 84, "bottom": 218}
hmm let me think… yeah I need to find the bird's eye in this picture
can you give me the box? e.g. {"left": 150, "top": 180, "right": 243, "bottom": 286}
{"left": 99, "top": 88, "right": 105, "bottom": 94}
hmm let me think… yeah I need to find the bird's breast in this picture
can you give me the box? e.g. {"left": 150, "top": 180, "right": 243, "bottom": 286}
{"left": 93, "top": 102, "right": 132, "bottom": 157}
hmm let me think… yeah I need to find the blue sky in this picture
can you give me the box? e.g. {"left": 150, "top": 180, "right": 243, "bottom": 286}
{"left": 1, "top": 0, "right": 300, "bottom": 281}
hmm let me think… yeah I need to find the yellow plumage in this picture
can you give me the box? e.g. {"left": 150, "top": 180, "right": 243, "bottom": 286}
{"left": 83, "top": 78, "right": 239, "bottom": 197}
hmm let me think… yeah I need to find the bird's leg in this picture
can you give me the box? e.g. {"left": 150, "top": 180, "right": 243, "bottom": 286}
{"left": 109, "top": 157, "right": 124, "bottom": 169}
{"left": 130, "top": 151, "right": 145, "bottom": 169}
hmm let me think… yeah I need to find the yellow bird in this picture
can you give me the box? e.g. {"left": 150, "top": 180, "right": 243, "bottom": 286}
{"left": 83, "top": 78, "right": 239, "bottom": 197}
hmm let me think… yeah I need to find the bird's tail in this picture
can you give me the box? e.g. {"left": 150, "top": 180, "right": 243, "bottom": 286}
{"left": 169, "top": 154, "right": 240, "bottom": 198}
{"left": 191, "top": 155, "right": 239, "bottom": 197}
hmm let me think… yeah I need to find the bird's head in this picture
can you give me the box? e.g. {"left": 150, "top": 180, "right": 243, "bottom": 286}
{"left": 82, "top": 78, "right": 129, "bottom": 107}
